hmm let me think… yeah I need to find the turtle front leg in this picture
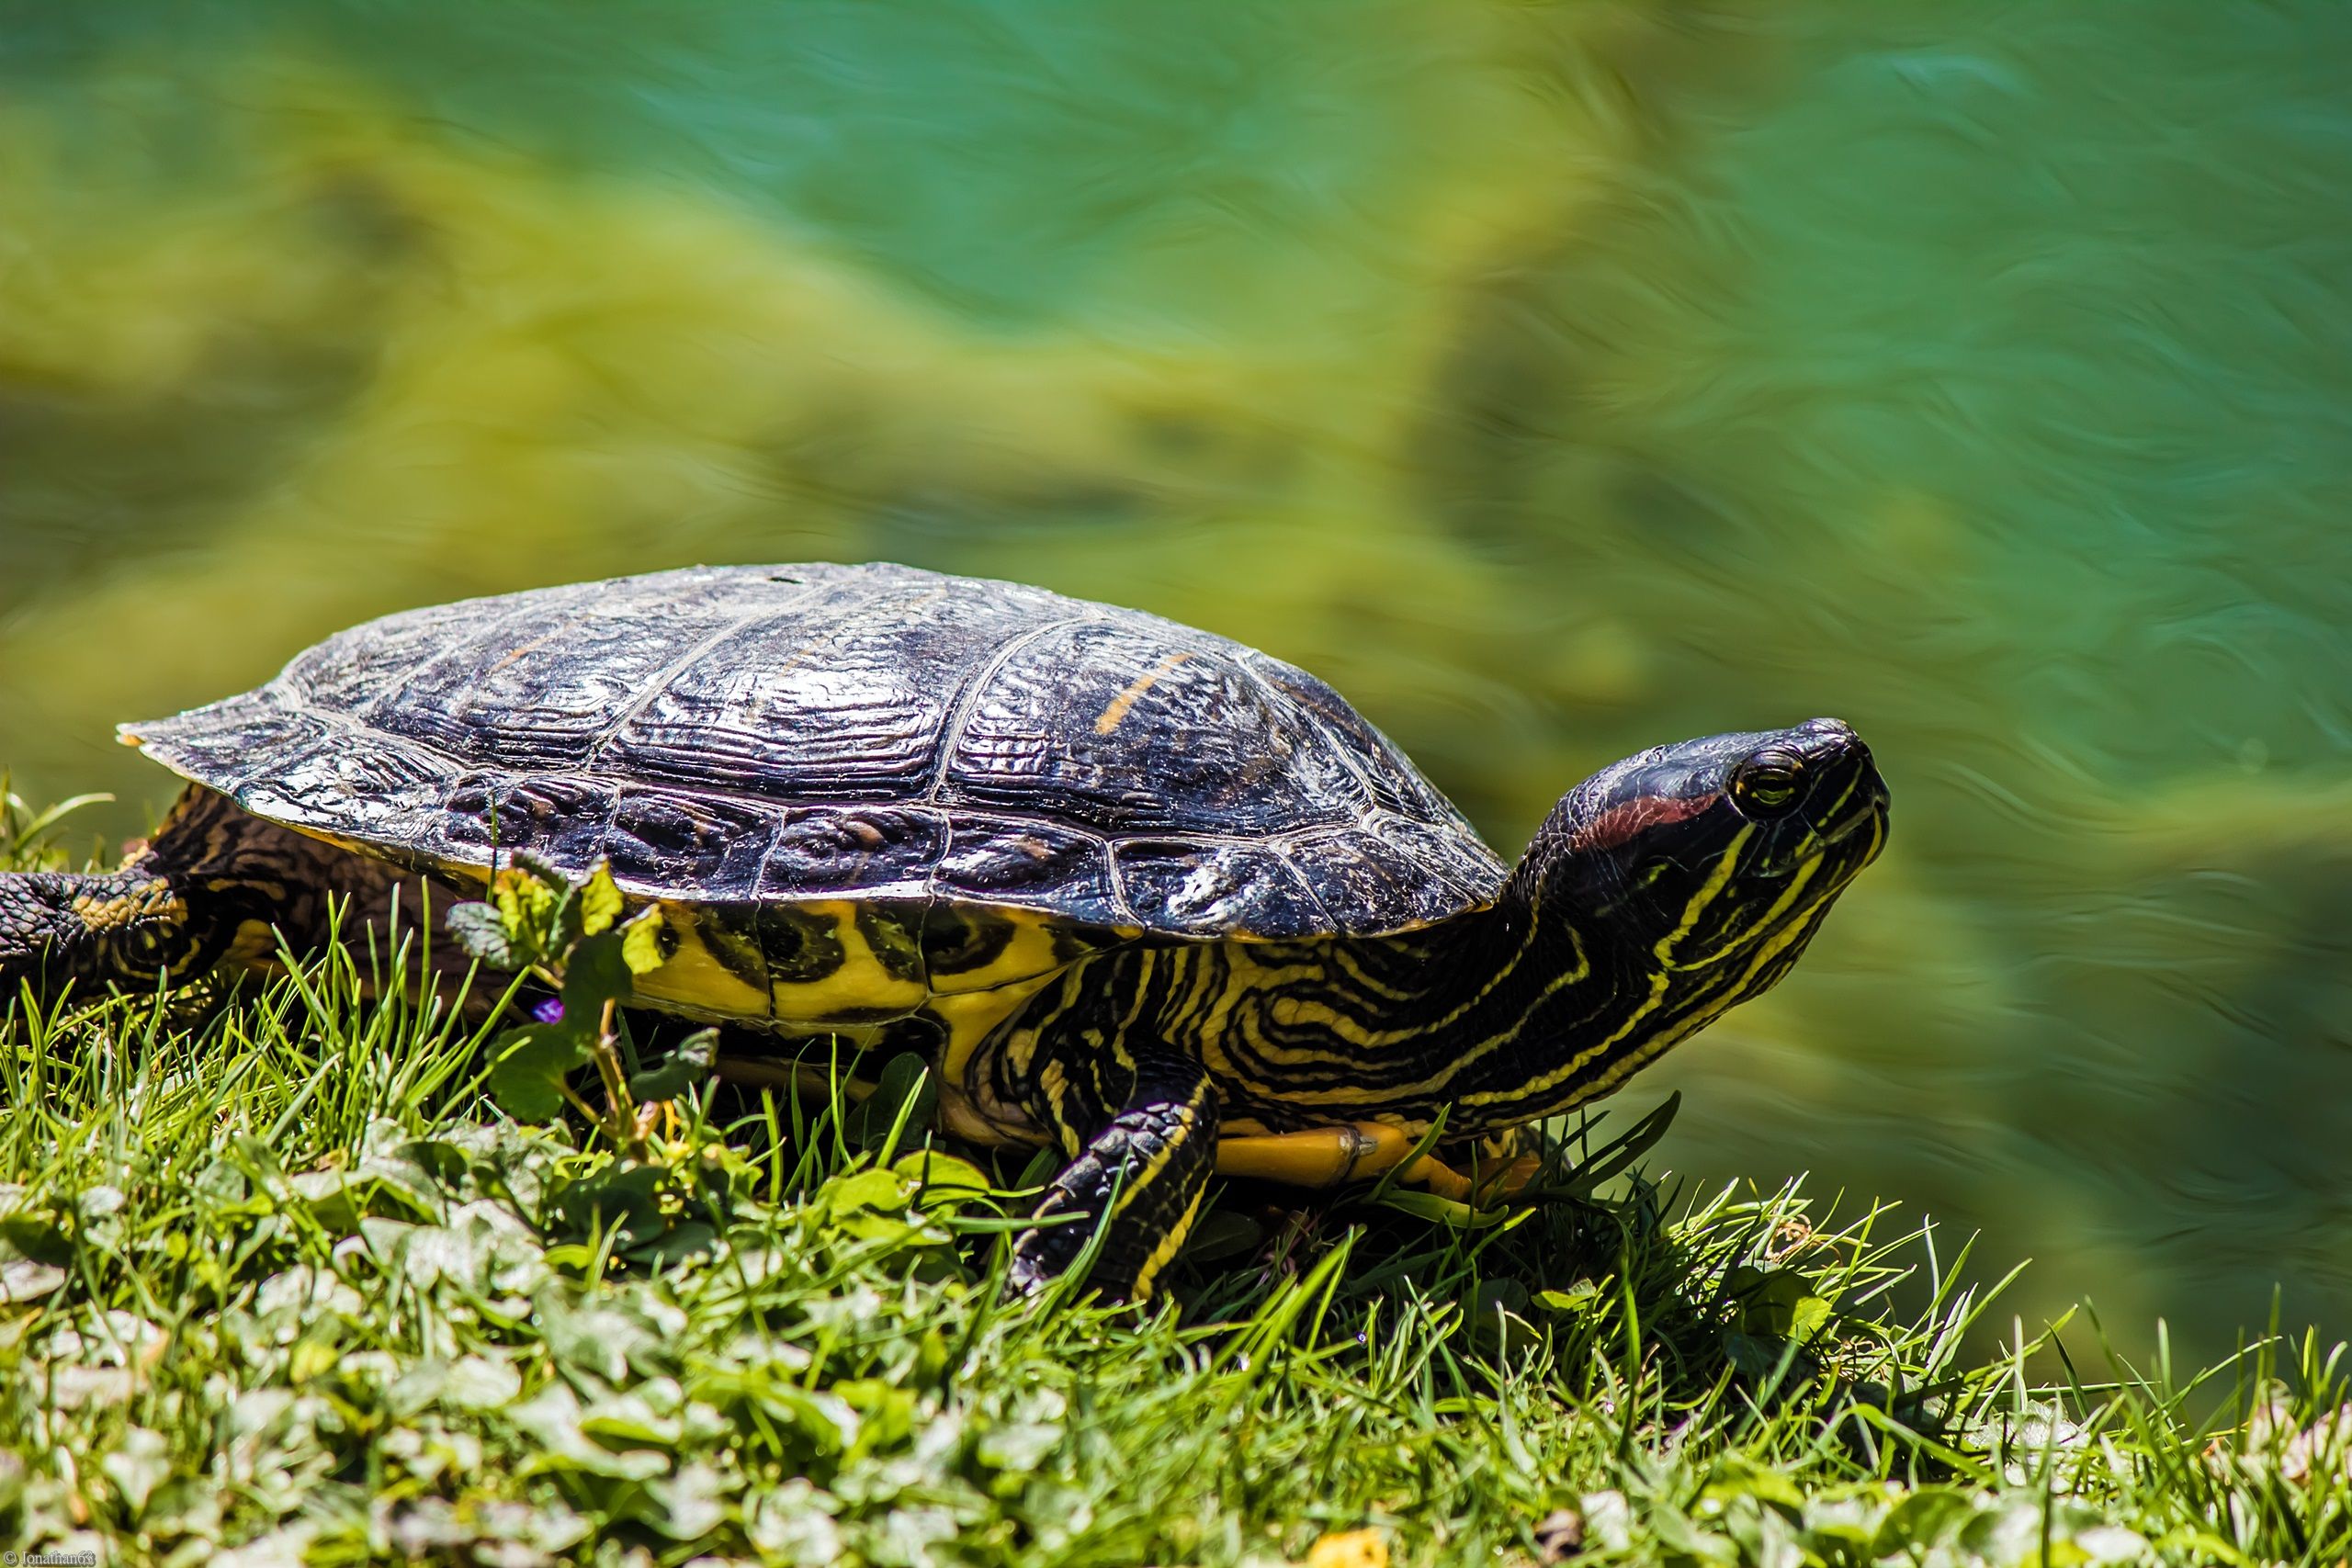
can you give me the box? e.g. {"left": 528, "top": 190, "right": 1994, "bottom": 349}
{"left": 1009, "top": 1049, "right": 1218, "bottom": 1303}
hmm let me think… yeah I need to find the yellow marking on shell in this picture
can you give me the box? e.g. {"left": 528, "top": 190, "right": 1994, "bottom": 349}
{"left": 484, "top": 626, "right": 563, "bottom": 676}
{"left": 629, "top": 902, "right": 774, "bottom": 1021}
{"left": 315, "top": 825, "right": 428, "bottom": 869}
{"left": 1093, "top": 651, "right": 1193, "bottom": 735}
{"left": 933, "top": 908, "right": 1096, "bottom": 1077}
{"left": 926, "top": 910, "right": 1069, "bottom": 996}
{"left": 764, "top": 1021, "right": 899, "bottom": 1058}
{"left": 767, "top": 901, "right": 925, "bottom": 1021}
{"left": 70, "top": 879, "right": 185, "bottom": 932}
{"left": 615, "top": 897, "right": 1094, "bottom": 1031}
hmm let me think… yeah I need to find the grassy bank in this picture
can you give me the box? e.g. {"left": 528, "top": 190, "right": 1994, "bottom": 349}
{"left": 3, "top": 793, "right": 2347, "bottom": 1566}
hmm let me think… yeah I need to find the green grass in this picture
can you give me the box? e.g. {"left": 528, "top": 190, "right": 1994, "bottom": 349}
{"left": 4, "top": 791, "right": 2349, "bottom": 1567}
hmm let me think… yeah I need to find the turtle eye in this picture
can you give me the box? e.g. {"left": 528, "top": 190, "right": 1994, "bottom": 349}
{"left": 1729, "top": 750, "right": 1806, "bottom": 819}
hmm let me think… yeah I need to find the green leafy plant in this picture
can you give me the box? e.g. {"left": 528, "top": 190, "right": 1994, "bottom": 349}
{"left": 447, "top": 854, "right": 703, "bottom": 1153}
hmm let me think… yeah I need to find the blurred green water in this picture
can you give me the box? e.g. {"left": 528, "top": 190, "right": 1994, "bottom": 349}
{"left": 3, "top": 1, "right": 2348, "bottom": 1364}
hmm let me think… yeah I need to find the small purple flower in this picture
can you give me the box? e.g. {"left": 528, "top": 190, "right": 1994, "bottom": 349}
{"left": 531, "top": 997, "right": 567, "bottom": 1027}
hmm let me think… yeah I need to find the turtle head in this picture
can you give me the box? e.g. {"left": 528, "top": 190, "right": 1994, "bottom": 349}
{"left": 0, "top": 869, "right": 218, "bottom": 1000}
{"left": 1523, "top": 718, "right": 1888, "bottom": 1001}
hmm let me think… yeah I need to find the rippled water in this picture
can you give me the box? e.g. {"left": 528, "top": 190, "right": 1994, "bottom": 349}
{"left": 4, "top": 1, "right": 2348, "bottom": 1365}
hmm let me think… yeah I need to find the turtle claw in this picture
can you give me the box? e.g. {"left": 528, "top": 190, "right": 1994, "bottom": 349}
{"left": 1004, "top": 1249, "right": 1054, "bottom": 1300}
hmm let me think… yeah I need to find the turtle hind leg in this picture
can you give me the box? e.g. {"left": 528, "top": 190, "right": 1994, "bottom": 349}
{"left": 1009, "top": 1049, "right": 1218, "bottom": 1303}
{"left": 2, "top": 787, "right": 351, "bottom": 1004}
{"left": 0, "top": 860, "right": 243, "bottom": 1002}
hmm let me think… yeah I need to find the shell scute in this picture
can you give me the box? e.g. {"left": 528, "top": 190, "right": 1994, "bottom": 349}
{"left": 129, "top": 692, "right": 327, "bottom": 798}
{"left": 603, "top": 576, "right": 1054, "bottom": 803}
{"left": 287, "top": 598, "right": 493, "bottom": 713}
{"left": 1375, "top": 815, "right": 1502, "bottom": 908}
{"left": 761, "top": 806, "right": 947, "bottom": 900}
{"left": 473, "top": 774, "right": 624, "bottom": 877}
{"left": 233, "top": 733, "right": 457, "bottom": 852}
{"left": 1113, "top": 838, "right": 1327, "bottom": 939}
{"left": 933, "top": 813, "right": 1122, "bottom": 925}
{"left": 605, "top": 789, "right": 780, "bottom": 897}
{"left": 759, "top": 902, "right": 847, "bottom": 987}
{"left": 1243, "top": 653, "right": 1462, "bottom": 823}
{"left": 1281, "top": 829, "right": 1442, "bottom": 936}
{"left": 370, "top": 577, "right": 763, "bottom": 771}
{"left": 419, "top": 773, "right": 525, "bottom": 869}
{"left": 942, "top": 619, "right": 1364, "bottom": 837}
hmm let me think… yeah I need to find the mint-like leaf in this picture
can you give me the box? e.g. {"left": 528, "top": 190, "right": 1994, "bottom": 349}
{"left": 485, "top": 1025, "right": 594, "bottom": 1122}
{"left": 579, "top": 862, "right": 626, "bottom": 937}
{"left": 627, "top": 1028, "right": 718, "bottom": 1103}
{"left": 619, "top": 908, "right": 670, "bottom": 976}
{"left": 561, "top": 931, "right": 636, "bottom": 1016}
{"left": 447, "top": 902, "right": 524, "bottom": 969}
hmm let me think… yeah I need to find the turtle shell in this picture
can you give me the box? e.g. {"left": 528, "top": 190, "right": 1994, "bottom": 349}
{"left": 124, "top": 562, "right": 1506, "bottom": 946}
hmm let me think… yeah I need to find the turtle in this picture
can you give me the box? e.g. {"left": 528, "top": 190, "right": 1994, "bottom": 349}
{"left": 0, "top": 561, "right": 1889, "bottom": 1299}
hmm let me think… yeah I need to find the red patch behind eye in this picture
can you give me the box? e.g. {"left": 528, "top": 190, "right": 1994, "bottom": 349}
{"left": 1568, "top": 791, "right": 1721, "bottom": 853}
